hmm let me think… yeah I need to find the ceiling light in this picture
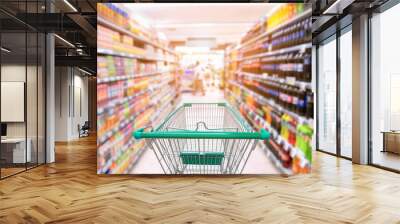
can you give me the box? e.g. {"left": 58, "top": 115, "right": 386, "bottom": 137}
{"left": 1, "top": 47, "right": 11, "bottom": 53}
{"left": 175, "top": 46, "right": 210, "bottom": 53}
{"left": 323, "top": 1, "right": 340, "bottom": 14}
{"left": 154, "top": 22, "right": 253, "bottom": 28}
{"left": 78, "top": 68, "right": 93, "bottom": 76}
{"left": 322, "top": 0, "right": 354, "bottom": 15}
{"left": 54, "top": 34, "right": 75, "bottom": 48}
{"left": 63, "top": 0, "right": 78, "bottom": 12}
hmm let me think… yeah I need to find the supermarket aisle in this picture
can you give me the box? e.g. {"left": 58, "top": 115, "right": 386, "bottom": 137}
{"left": 97, "top": 3, "right": 313, "bottom": 175}
{"left": 131, "top": 89, "right": 279, "bottom": 174}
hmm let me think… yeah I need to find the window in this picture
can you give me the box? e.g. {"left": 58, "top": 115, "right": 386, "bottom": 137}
{"left": 370, "top": 3, "right": 400, "bottom": 171}
{"left": 339, "top": 27, "right": 352, "bottom": 158}
{"left": 317, "top": 36, "right": 337, "bottom": 154}
{"left": 0, "top": 1, "right": 46, "bottom": 179}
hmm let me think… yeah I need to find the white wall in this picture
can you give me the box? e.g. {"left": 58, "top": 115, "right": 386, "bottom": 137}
{"left": 1, "top": 64, "right": 46, "bottom": 164}
{"left": 1, "top": 65, "right": 25, "bottom": 139}
{"left": 55, "top": 67, "right": 69, "bottom": 141}
{"left": 71, "top": 73, "right": 89, "bottom": 139}
{"left": 54, "top": 67, "right": 89, "bottom": 141}
{"left": 1, "top": 65, "right": 34, "bottom": 138}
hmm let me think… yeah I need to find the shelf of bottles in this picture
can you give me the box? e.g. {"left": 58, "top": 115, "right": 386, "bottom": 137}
{"left": 225, "top": 3, "right": 313, "bottom": 174}
{"left": 97, "top": 3, "right": 181, "bottom": 174}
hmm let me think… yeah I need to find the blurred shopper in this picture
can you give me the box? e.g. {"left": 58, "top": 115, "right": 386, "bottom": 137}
{"left": 193, "top": 61, "right": 205, "bottom": 96}
{"left": 204, "top": 65, "right": 212, "bottom": 89}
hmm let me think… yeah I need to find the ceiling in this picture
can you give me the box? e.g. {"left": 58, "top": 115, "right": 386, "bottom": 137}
{"left": 0, "top": 0, "right": 97, "bottom": 67}
{"left": 124, "top": 3, "right": 279, "bottom": 45}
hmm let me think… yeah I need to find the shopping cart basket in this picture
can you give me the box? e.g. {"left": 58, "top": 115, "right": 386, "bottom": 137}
{"left": 133, "top": 103, "right": 270, "bottom": 174}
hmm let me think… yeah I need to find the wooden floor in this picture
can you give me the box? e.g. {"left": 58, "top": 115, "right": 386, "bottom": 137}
{"left": 0, "top": 167, "right": 26, "bottom": 178}
{"left": 0, "top": 136, "right": 400, "bottom": 224}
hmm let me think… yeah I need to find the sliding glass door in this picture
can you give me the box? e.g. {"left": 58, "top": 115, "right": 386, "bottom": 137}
{"left": 370, "top": 3, "right": 400, "bottom": 172}
{"left": 317, "top": 35, "right": 337, "bottom": 154}
{"left": 317, "top": 25, "right": 353, "bottom": 159}
{"left": 0, "top": 1, "right": 46, "bottom": 179}
{"left": 0, "top": 30, "right": 28, "bottom": 177}
{"left": 339, "top": 26, "right": 352, "bottom": 159}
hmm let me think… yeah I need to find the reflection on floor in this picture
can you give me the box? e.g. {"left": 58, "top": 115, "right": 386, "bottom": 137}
{"left": 0, "top": 167, "right": 25, "bottom": 178}
{"left": 372, "top": 150, "right": 400, "bottom": 171}
{"left": 131, "top": 89, "right": 279, "bottom": 174}
{"left": 0, "top": 162, "right": 40, "bottom": 178}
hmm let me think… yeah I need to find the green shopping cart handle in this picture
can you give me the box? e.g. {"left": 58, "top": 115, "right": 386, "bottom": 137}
{"left": 133, "top": 128, "right": 270, "bottom": 140}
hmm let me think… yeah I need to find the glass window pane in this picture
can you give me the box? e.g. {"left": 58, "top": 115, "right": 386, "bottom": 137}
{"left": 318, "top": 36, "right": 337, "bottom": 154}
{"left": 371, "top": 3, "right": 400, "bottom": 171}
{"left": 27, "top": 31, "right": 38, "bottom": 168}
{"left": 38, "top": 33, "right": 45, "bottom": 165}
{"left": 0, "top": 1, "right": 46, "bottom": 178}
{"left": 1, "top": 30, "right": 27, "bottom": 177}
{"left": 339, "top": 28, "right": 352, "bottom": 158}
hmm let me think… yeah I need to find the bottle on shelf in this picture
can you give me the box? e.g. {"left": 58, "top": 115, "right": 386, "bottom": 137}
{"left": 296, "top": 123, "right": 313, "bottom": 163}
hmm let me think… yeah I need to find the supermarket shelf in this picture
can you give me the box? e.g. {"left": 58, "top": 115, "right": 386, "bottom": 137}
{"left": 227, "top": 93, "right": 295, "bottom": 172}
{"left": 151, "top": 88, "right": 175, "bottom": 105}
{"left": 228, "top": 80, "right": 313, "bottom": 126}
{"left": 226, "top": 89, "right": 309, "bottom": 168}
{"left": 258, "top": 141, "right": 292, "bottom": 175}
{"left": 113, "top": 146, "right": 138, "bottom": 174}
{"left": 98, "top": 17, "right": 177, "bottom": 56}
{"left": 99, "top": 85, "right": 175, "bottom": 143}
{"left": 98, "top": 132, "right": 133, "bottom": 158}
{"left": 238, "top": 72, "right": 312, "bottom": 90}
{"left": 97, "top": 76, "right": 175, "bottom": 115}
{"left": 98, "top": 89, "right": 147, "bottom": 115}
{"left": 152, "top": 104, "right": 173, "bottom": 128}
{"left": 236, "top": 43, "right": 312, "bottom": 62}
{"left": 125, "top": 145, "right": 147, "bottom": 174}
{"left": 243, "top": 99, "right": 309, "bottom": 168}
{"left": 98, "top": 81, "right": 177, "bottom": 121}
{"left": 151, "top": 94, "right": 177, "bottom": 123}
{"left": 99, "top": 98, "right": 155, "bottom": 145}
{"left": 97, "top": 14, "right": 180, "bottom": 174}
{"left": 99, "top": 102, "right": 156, "bottom": 147}
{"left": 98, "top": 115, "right": 135, "bottom": 146}
{"left": 224, "top": 6, "right": 313, "bottom": 174}
{"left": 100, "top": 138, "right": 135, "bottom": 173}
{"left": 135, "top": 70, "right": 175, "bottom": 78}
{"left": 98, "top": 48, "right": 177, "bottom": 63}
{"left": 126, "top": 98, "right": 178, "bottom": 173}
{"left": 97, "top": 70, "right": 173, "bottom": 84}
{"left": 235, "top": 8, "right": 312, "bottom": 51}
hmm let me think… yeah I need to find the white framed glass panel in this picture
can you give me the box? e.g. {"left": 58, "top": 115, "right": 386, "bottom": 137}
{"left": 339, "top": 27, "right": 352, "bottom": 158}
{"left": 371, "top": 3, "right": 400, "bottom": 171}
{"left": 317, "top": 36, "right": 337, "bottom": 154}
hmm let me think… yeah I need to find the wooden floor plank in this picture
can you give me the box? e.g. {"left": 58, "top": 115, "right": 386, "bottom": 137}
{"left": 0, "top": 135, "right": 399, "bottom": 223}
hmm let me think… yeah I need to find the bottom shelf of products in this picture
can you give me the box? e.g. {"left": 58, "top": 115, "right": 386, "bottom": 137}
{"left": 224, "top": 86, "right": 313, "bottom": 174}
{"left": 97, "top": 73, "right": 181, "bottom": 174}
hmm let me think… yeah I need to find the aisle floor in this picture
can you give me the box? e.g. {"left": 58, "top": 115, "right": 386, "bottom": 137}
{"left": 132, "top": 89, "right": 279, "bottom": 174}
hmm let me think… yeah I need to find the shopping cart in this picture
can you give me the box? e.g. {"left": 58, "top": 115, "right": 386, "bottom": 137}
{"left": 134, "top": 103, "right": 270, "bottom": 174}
